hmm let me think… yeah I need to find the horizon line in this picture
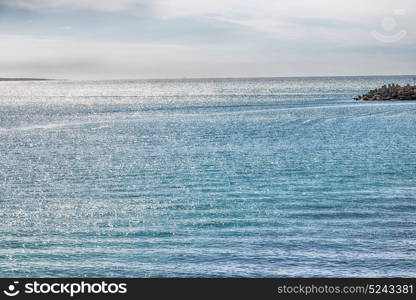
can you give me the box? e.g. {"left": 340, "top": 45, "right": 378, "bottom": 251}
{"left": 1, "top": 74, "right": 415, "bottom": 82}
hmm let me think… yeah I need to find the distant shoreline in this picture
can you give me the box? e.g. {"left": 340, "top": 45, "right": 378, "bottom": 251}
{"left": 0, "top": 78, "right": 51, "bottom": 81}
{"left": 0, "top": 75, "right": 414, "bottom": 82}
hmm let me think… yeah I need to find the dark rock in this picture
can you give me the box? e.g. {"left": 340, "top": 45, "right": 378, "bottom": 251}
{"left": 355, "top": 84, "right": 416, "bottom": 101}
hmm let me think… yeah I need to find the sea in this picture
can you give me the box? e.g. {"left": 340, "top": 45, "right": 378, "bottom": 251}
{"left": 1, "top": 75, "right": 415, "bottom": 277}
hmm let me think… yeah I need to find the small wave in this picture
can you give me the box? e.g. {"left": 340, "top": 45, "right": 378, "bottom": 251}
{"left": 0, "top": 120, "right": 110, "bottom": 132}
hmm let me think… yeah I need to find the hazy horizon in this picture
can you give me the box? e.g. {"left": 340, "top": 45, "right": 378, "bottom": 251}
{"left": 1, "top": 0, "right": 415, "bottom": 79}
{"left": 1, "top": 74, "right": 416, "bottom": 82}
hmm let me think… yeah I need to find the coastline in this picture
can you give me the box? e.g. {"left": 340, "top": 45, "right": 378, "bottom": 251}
{"left": 0, "top": 78, "right": 51, "bottom": 81}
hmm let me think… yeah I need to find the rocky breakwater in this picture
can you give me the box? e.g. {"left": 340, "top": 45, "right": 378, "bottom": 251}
{"left": 354, "top": 84, "right": 416, "bottom": 101}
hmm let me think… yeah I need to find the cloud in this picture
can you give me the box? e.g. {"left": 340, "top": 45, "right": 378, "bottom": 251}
{"left": 2, "top": 0, "right": 415, "bottom": 45}
{"left": 1, "top": 33, "right": 415, "bottom": 79}
{"left": 0, "top": 1, "right": 414, "bottom": 78}
{"left": 152, "top": 0, "right": 416, "bottom": 46}
{"left": 0, "top": 34, "right": 239, "bottom": 78}
{"left": 0, "top": 0, "right": 140, "bottom": 11}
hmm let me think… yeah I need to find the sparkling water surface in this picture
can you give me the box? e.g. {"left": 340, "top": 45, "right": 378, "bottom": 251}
{"left": 1, "top": 76, "right": 415, "bottom": 277}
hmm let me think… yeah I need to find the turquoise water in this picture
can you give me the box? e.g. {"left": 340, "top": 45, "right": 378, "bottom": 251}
{"left": 1, "top": 76, "right": 415, "bottom": 277}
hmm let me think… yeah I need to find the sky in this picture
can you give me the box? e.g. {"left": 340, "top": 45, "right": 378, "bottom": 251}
{"left": 0, "top": 0, "right": 415, "bottom": 79}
